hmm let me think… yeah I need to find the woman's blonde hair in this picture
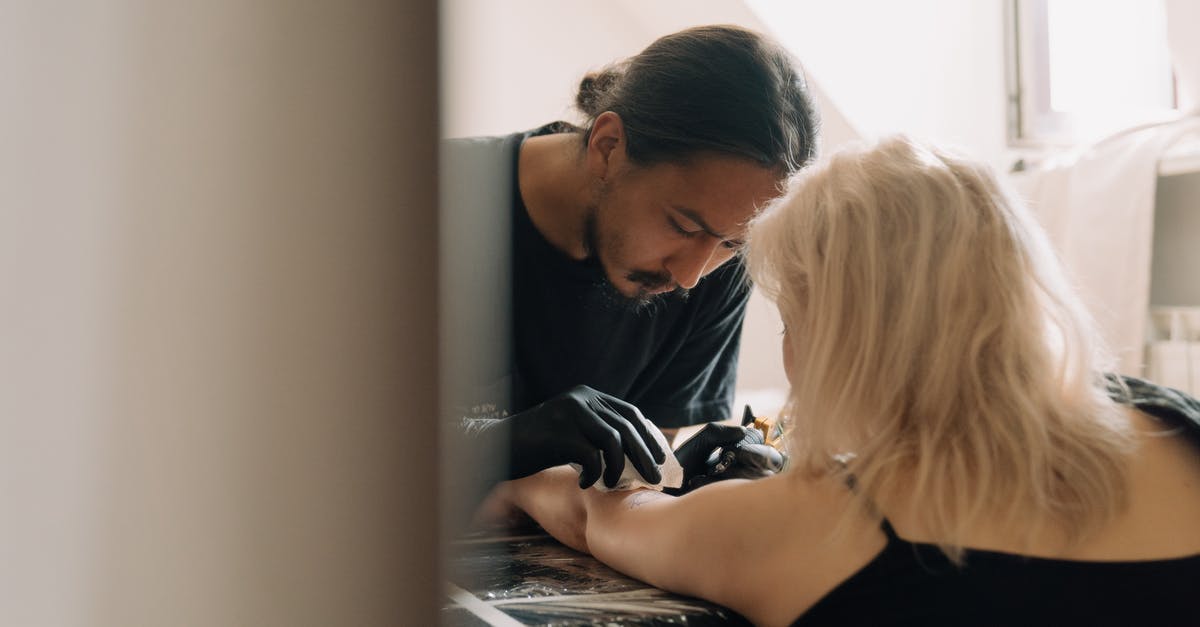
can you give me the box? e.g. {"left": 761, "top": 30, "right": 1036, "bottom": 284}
{"left": 746, "top": 135, "right": 1133, "bottom": 562}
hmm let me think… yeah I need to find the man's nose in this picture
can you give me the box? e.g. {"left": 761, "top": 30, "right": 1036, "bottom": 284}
{"left": 667, "top": 239, "right": 723, "bottom": 290}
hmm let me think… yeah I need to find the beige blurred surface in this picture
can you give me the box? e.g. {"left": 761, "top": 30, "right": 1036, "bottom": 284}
{"left": 2, "top": 1, "right": 438, "bottom": 625}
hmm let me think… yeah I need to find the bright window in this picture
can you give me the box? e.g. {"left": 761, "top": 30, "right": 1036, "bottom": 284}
{"left": 1007, "top": 0, "right": 1177, "bottom": 145}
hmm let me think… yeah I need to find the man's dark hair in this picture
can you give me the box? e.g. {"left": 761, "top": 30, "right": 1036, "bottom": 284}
{"left": 575, "top": 25, "right": 820, "bottom": 174}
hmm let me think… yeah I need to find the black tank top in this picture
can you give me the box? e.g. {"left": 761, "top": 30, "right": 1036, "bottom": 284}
{"left": 794, "top": 518, "right": 1199, "bottom": 626}
{"left": 794, "top": 375, "right": 1200, "bottom": 626}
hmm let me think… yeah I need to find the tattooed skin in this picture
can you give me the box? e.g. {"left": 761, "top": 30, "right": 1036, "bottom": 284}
{"left": 627, "top": 490, "right": 669, "bottom": 510}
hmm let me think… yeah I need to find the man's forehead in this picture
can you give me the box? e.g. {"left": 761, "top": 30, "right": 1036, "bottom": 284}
{"left": 675, "top": 181, "right": 778, "bottom": 231}
{"left": 675, "top": 157, "right": 780, "bottom": 200}
{"left": 649, "top": 154, "right": 782, "bottom": 229}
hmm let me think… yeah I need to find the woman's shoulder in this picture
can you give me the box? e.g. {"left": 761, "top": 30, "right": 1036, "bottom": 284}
{"left": 880, "top": 406, "right": 1200, "bottom": 562}
{"left": 691, "top": 472, "right": 888, "bottom": 626}
{"left": 1080, "top": 406, "right": 1200, "bottom": 559}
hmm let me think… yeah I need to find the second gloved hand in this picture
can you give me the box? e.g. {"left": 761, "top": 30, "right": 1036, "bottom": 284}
{"left": 667, "top": 422, "right": 785, "bottom": 495}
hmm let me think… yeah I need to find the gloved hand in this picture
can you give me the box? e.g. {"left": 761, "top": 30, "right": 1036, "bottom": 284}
{"left": 667, "top": 422, "right": 785, "bottom": 495}
{"left": 504, "top": 385, "right": 668, "bottom": 489}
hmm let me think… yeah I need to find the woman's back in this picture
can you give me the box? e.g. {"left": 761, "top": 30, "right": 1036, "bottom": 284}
{"left": 794, "top": 515, "right": 1200, "bottom": 626}
{"left": 753, "top": 405, "right": 1200, "bottom": 625}
{"left": 733, "top": 135, "right": 1200, "bottom": 624}
{"left": 883, "top": 407, "right": 1200, "bottom": 560}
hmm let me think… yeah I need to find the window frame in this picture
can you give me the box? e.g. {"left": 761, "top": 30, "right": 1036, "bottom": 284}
{"left": 1005, "top": 0, "right": 1179, "bottom": 147}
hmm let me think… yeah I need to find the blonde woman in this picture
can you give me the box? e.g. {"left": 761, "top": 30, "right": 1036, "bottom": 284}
{"left": 494, "top": 136, "right": 1200, "bottom": 625}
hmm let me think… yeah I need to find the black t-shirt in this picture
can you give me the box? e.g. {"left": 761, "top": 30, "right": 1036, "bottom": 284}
{"left": 507, "top": 124, "right": 749, "bottom": 428}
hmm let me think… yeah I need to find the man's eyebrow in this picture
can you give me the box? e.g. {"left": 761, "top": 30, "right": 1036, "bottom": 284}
{"left": 674, "top": 206, "right": 745, "bottom": 246}
{"left": 674, "top": 206, "right": 725, "bottom": 239}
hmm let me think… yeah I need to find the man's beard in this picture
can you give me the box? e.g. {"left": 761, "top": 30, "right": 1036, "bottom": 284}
{"left": 582, "top": 207, "right": 689, "bottom": 314}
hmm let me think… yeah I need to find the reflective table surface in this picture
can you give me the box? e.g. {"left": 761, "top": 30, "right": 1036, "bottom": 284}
{"left": 444, "top": 527, "right": 750, "bottom": 626}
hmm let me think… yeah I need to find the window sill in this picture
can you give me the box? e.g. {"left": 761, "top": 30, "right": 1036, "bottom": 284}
{"left": 1007, "top": 126, "right": 1200, "bottom": 176}
{"left": 1160, "top": 136, "right": 1200, "bottom": 177}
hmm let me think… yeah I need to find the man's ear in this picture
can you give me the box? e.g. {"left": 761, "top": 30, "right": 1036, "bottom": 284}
{"left": 586, "top": 111, "right": 627, "bottom": 180}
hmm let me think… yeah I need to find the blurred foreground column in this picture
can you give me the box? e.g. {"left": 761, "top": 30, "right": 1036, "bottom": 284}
{"left": 1, "top": 1, "right": 438, "bottom": 625}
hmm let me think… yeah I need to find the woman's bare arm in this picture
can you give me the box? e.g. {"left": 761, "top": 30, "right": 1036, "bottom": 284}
{"left": 503, "top": 464, "right": 884, "bottom": 626}
{"left": 504, "top": 465, "right": 792, "bottom": 620}
{"left": 501, "top": 466, "right": 592, "bottom": 552}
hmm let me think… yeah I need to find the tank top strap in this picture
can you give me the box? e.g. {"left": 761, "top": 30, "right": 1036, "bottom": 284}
{"left": 879, "top": 517, "right": 902, "bottom": 543}
{"left": 840, "top": 465, "right": 901, "bottom": 544}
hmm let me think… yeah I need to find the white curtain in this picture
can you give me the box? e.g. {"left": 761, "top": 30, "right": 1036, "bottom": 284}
{"left": 1011, "top": 2, "right": 1200, "bottom": 376}
{"left": 1014, "top": 119, "right": 1200, "bottom": 375}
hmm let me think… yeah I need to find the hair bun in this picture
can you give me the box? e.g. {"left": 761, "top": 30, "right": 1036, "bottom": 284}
{"left": 575, "top": 67, "right": 622, "bottom": 116}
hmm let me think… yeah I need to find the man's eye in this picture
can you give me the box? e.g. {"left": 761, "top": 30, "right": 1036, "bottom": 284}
{"left": 667, "top": 217, "right": 697, "bottom": 237}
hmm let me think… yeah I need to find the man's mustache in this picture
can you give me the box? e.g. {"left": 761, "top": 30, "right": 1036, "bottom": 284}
{"left": 626, "top": 269, "right": 674, "bottom": 291}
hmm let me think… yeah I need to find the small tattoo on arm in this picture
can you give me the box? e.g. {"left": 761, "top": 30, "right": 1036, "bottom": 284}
{"left": 627, "top": 491, "right": 666, "bottom": 510}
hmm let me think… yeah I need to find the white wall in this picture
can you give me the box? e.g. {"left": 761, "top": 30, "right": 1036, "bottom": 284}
{"left": 442, "top": 0, "right": 1014, "bottom": 415}
{"left": 441, "top": 0, "right": 858, "bottom": 147}
{"left": 740, "top": 1, "right": 1013, "bottom": 410}
{"left": 749, "top": 1, "right": 1011, "bottom": 168}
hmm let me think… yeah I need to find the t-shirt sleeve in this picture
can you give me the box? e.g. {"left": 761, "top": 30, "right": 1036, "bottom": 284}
{"left": 634, "top": 260, "right": 751, "bottom": 428}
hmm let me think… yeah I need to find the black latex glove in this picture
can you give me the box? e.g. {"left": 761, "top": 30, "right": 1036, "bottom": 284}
{"left": 504, "top": 385, "right": 668, "bottom": 489}
{"left": 667, "top": 423, "right": 785, "bottom": 496}
{"left": 672, "top": 423, "right": 747, "bottom": 483}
